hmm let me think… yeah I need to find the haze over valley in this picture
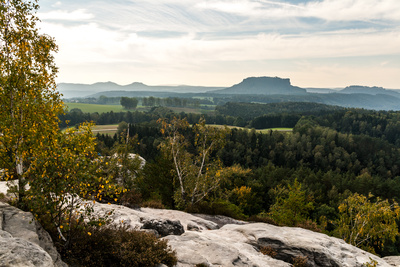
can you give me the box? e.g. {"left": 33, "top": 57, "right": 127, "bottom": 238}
{"left": 59, "top": 76, "right": 400, "bottom": 111}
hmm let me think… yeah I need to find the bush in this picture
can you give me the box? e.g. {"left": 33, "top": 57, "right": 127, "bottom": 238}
{"left": 248, "top": 214, "right": 279, "bottom": 226}
{"left": 292, "top": 256, "right": 308, "bottom": 267}
{"left": 186, "top": 200, "right": 247, "bottom": 220}
{"left": 60, "top": 223, "right": 177, "bottom": 267}
{"left": 260, "top": 246, "right": 277, "bottom": 258}
{"left": 141, "top": 199, "right": 165, "bottom": 209}
{"left": 121, "top": 189, "right": 143, "bottom": 209}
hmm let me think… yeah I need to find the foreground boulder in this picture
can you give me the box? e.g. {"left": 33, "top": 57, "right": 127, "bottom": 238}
{"left": 0, "top": 202, "right": 67, "bottom": 267}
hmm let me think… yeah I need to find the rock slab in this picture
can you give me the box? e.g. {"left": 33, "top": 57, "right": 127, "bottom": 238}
{"left": 0, "top": 202, "right": 67, "bottom": 267}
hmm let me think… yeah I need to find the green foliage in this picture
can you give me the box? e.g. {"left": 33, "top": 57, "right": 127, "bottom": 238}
{"left": 334, "top": 193, "right": 400, "bottom": 253}
{"left": 58, "top": 223, "right": 177, "bottom": 267}
{"left": 268, "top": 179, "right": 314, "bottom": 227}
{"left": 216, "top": 102, "right": 343, "bottom": 121}
{"left": 136, "top": 155, "right": 176, "bottom": 208}
{"left": 120, "top": 97, "right": 139, "bottom": 110}
{"left": 186, "top": 199, "right": 247, "bottom": 220}
{"left": 26, "top": 123, "right": 115, "bottom": 245}
{"left": 229, "top": 185, "right": 262, "bottom": 216}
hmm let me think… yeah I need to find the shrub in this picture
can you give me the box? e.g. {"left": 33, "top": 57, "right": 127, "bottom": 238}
{"left": 292, "top": 256, "right": 308, "bottom": 267}
{"left": 248, "top": 214, "right": 279, "bottom": 226}
{"left": 60, "top": 223, "right": 177, "bottom": 267}
{"left": 295, "top": 220, "right": 322, "bottom": 233}
{"left": 260, "top": 246, "right": 277, "bottom": 258}
{"left": 186, "top": 200, "right": 247, "bottom": 220}
{"left": 121, "top": 189, "right": 143, "bottom": 209}
{"left": 142, "top": 199, "right": 165, "bottom": 209}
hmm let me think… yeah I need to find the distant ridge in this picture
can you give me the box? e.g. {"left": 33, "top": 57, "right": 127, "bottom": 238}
{"left": 339, "top": 85, "right": 400, "bottom": 98}
{"left": 57, "top": 82, "right": 225, "bottom": 98}
{"left": 211, "top": 76, "right": 307, "bottom": 95}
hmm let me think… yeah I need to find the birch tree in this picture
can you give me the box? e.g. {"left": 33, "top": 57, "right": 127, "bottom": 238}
{"left": 159, "top": 117, "right": 229, "bottom": 208}
{"left": 335, "top": 193, "right": 400, "bottom": 253}
{"left": 0, "top": 0, "right": 63, "bottom": 206}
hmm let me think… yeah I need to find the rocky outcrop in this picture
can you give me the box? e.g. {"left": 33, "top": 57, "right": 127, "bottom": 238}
{"left": 0, "top": 202, "right": 67, "bottom": 267}
{"left": 383, "top": 256, "right": 400, "bottom": 266}
{"left": 90, "top": 202, "right": 393, "bottom": 267}
{"left": 141, "top": 218, "right": 184, "bottom": 237}
{"left": 0, "top": 180, "right": 397, "bottom": 267}
{"left": 164, "top": 223, "right": 391, "bottom": 267}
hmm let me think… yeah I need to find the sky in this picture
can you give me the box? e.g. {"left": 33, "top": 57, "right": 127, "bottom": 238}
{"left": 37, "top": 0, "right": 400, "bottom": 88}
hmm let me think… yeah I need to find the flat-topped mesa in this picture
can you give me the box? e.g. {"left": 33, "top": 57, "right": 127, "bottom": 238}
{"left": 212, "top": 76, "right": 307, "bottom": 95}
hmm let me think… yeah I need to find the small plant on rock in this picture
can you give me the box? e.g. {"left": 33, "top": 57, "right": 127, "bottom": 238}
{"left": 292, "top": 255, "right": 308, "bottom": 267}
{"left": 260, "top": 246, "right": 277, "bottom": 258}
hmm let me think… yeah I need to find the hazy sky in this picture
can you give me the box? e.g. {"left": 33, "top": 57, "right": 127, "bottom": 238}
{"left": 37, "top": 0, "right": 400, "bottom": 88}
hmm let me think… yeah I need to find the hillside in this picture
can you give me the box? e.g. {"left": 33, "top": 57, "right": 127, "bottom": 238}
{"left": 216, "top": 102, "right": 344, "bottom": 120}
{"left": 211, "top": 76, "right": 307, "bottom": 95}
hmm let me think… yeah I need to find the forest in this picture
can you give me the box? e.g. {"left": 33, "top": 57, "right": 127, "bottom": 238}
{"left": 86, "top": 102, "right": 400, "bottom": 256}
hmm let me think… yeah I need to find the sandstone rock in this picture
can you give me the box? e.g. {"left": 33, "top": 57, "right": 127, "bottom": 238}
{"left": 88, "top": 201, "right": 393, "bottom": 267}
{"left": 164, "top": 223, "right": 392, "bottom": 267}
{"left": 0, "top": 237, "right": 54, "bottom": 267}
{"left": 193, "top": 214, "right": 247, "bottom": 228}
{"left": 384, "top": 256, "right": 400, "bottom": 266}
{"left": 90, "top": 202, "right": 220, "bottom": 231}
{"left": 140, "top": 207, "right": 220, "bottom": 230}
{"left": 165, "top": 231, "right": 290, "bottom": 267}
{"left": 141, "top": 218, "right": 184, "bottom": 237}
{"left": 222, "top": 223, "right": 390, "bottom": 267}
{"left": 0, "top": 202, "right": 67, "bottom": 267}
{"left": 187, "top": 222, "right": 200, "bottom": 231}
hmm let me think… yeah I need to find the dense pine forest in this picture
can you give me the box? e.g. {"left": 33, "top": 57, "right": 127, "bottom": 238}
{"left": 61, "top": 101, "right": 400, "bottom": 256}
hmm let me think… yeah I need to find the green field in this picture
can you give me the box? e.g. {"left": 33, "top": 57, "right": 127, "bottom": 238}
{"left": 208, "top": 124, "right": 292, "bottom": 133}
{"left": 65, "top": 103, "right": 213, "bottom": 114}
{"left": 65, "top": 103, "right": 125, "bottom": 113}
{"left": 258, "top": 128, "right": 293, "bottom": 133}
{"left": 91, "top": 124, "right": 119, "bottom": 135}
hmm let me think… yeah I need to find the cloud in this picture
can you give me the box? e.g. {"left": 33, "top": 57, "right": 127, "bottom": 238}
{"left": 36, "top": 0, "right": 400, "bottom": 88}
{"left": 195, "top": 0, "right": 400, "bottom": 22}
{"left": 303, "top": 0, "right": 400, "bottom": 22}
{"left": 38, "top": 9, "right": 94, "bottom": 21}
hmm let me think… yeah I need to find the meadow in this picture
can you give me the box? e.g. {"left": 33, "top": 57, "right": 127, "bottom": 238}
{"left": 65, "top": 103, "right": 125, "bottom": 113}
{"left": 91, "top": 124, "right": 119, "bottom": 135}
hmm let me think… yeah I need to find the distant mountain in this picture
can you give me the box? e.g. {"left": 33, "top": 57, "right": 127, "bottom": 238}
{"left": 339, "top": 86, "right": 400, "bottom": 98}
{"left": 58, "top": 82, "right": 122, "bottom": 98}
{"left": 57, "top": 82, "right": 224, "bottom": 99}
{"left": 57, "top": 76, "right": 400, "bottom": 111}
{"left": 211, "top": 77, "right": 307, "bottom": 95}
